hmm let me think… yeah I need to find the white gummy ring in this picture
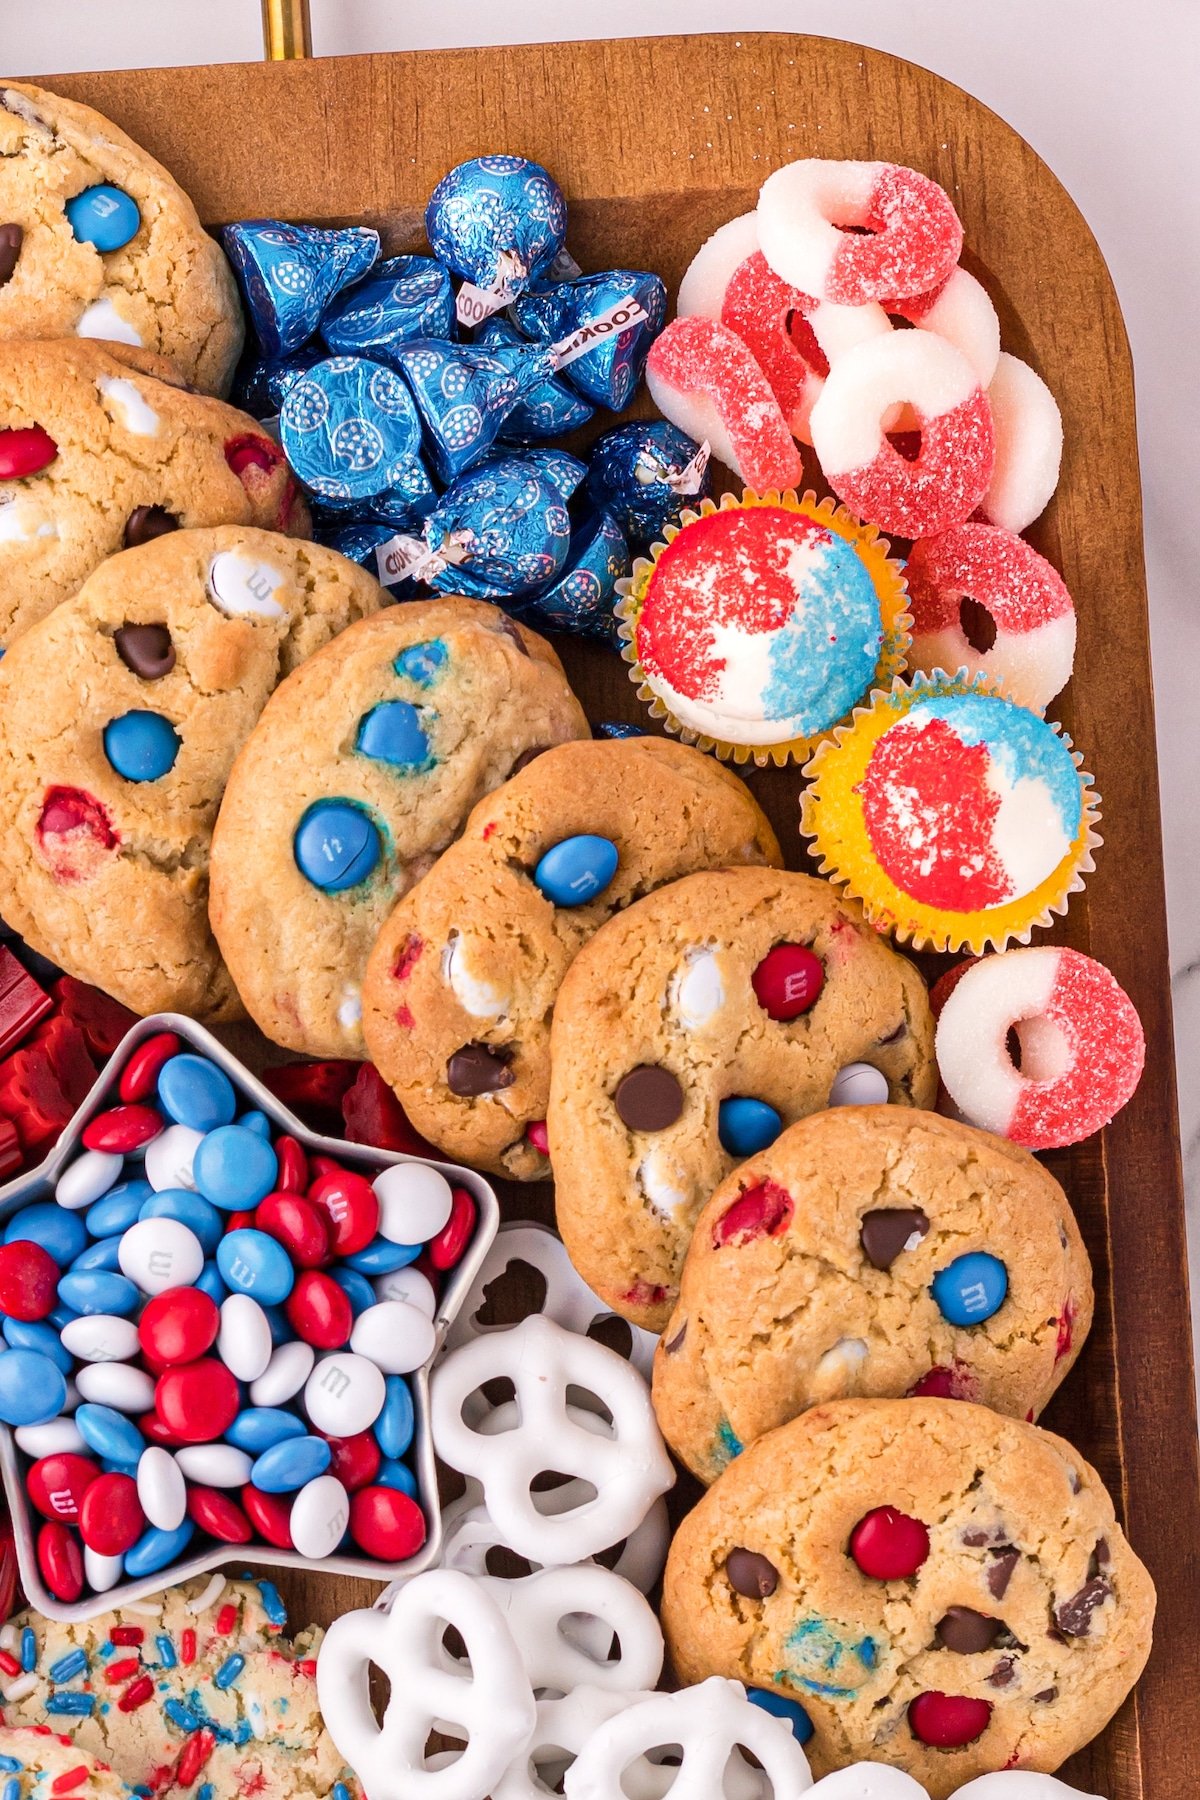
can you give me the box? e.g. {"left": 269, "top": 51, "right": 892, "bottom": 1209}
{"left": 316, "top": 1568, "right": 537, "bottom": 1800}
{"left": 431, "top": 1314, "right": 674, "bottom": 1563}
{"left": 977, "top": 351, "right": 1064, "bottom": 533}
{"left": 887, "top": 267, "right": 1001, "bottom": 388}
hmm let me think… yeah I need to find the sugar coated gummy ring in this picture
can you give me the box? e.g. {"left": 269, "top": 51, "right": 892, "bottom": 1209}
{"left": 809, "top": 331, "right": 996, "bottom": 538}
{"left": 935, "top": 946, "right": 1145, "bottom": 1149}
{"left": 756, "top": 159, "right": 963, "bottom": 306}
{"left": 904, "top": 522, "right": 1077, "bottom": 715}
{"left": 645, "top": 315, "right": 804, "bottom": 492}
{"left": 883, "top": 267, "right": 1001, "bottom": 388}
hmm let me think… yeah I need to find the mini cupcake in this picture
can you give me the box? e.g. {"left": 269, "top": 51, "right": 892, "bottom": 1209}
{"left": 800, "top": 672, "right": 1100, "bottom": 952}
{"left": 616, "top": 489, "right": 910, "bottom": 765}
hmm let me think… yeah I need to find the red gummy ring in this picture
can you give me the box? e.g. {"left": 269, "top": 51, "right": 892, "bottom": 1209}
{"left": 646, "top": 315, "right": 804, "bottom": 492}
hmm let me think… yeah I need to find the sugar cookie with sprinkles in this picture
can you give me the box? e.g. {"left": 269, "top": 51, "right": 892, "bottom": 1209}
{"left": 652, "top": 1106, "right": 1093, "bottom": 1482}
{"left": 0, "top": 1728, "right": 139, "bottom": 1800}
{"left": 0, "top": 1575, "right": 360, "bottom": 1800}
{"left": 209, "top": 597, "right": 589, "bottom": 1058}
{"left": 548, "top": 866, "right": 937, "bottom": 1332}
{"left": 800, "top": 674, "right": 1099, "bottom": 954}
{"left": 0, "top": 527, "right": 382, "bottom": 1021}
{"left": 661, "top": 1398, "right": 1155, "bottom": 1796}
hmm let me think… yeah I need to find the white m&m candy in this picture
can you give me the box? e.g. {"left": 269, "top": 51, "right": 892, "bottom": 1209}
{"left": 207, "top": 551, "right": 287, "bottom": 620}
{"left": 250, "top": 1339, "right": 315, "bottom": 1407}
{"left": 350, "top": 1300, "right": 435, "bottom": 1376}
{"left": 60, "top": 1314, "right": 140, "bottom": 1364}
{"left": 144, "top": 1124, "right": 202, "bottom": 1192}
{"left": 175, "top": 1444, "right": 253, "bottom": 1488}
{"left": 74, "top": 1361, "right": 156, "bottom": 1413}
{"left": 218, "top": 1293, "right": 273, "bottom": 1382}
{"left": 304, "top": 1352, "right": 386, "bottom": 1436}
{"left": 137, "top": 1445, "right": 187, "bottom": 1531}
{"left": 290, "top": 1473, "right": 350, "bottom": 1559}
{"left": 56, "top": 1150, "right": 123, "bottom": 1211}
{"left": 373, "top": 1164, "right": 453, "bottom": 1245}
{"left": 118, "top": 1218, "right": 204, "bottom": 1295}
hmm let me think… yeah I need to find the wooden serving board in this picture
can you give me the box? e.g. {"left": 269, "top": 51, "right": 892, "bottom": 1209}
{"left": 39, "top": 33, "right": 1200, "bottom": 1800}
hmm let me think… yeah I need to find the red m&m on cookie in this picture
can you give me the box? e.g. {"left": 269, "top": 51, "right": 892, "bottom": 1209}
{"left": 751, "top": 944, "right": 824, "bottom": 1020}
{"left": 849, "top": 1505, "right": 930, "bottom": 1579}
{"left": 908, "top": 1691, "right": 993, "bottom": 1747}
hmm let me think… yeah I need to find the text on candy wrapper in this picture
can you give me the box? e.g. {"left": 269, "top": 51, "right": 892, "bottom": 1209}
{"left": 551, "top": 297, "right": 650, "bottom": 368}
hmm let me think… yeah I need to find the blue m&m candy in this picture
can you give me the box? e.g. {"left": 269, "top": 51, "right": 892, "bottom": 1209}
{"left": 69, "top": 1236, "right": 124, "bottom": 1273}
{"left": 103, "top": 711, "right": 181, "bottom": 783}
{"left": 139, "top": 1188, "right": 224, "bottom": 1256}
{"left": 375, "top": 1374, "right": 415, "bottom": 1460}
{"left": 330, "top": 1267, "right": 377, "bottom": 1317}
{"left": 746, "top": 1689, "right": 813, "bottom": 1746}
{"left": 75, "top": 1401, "right": 145, "bottom": 1464}
{"left": 156, "top": 1054, "right": 237, "bottom": 1132}
{"left": 57, "top": 1269, "right": 140, "bottom": 1317}
{"left": 239, "top": 1110, "right": 273, "bottom": 1139}
{"left": 3, "top": 1318, "right": 73, "bottom": 1374}
{"left": 193, "top": 1125, "right": 278, "bottom": 1210}
{"left": 343, "top": 1236, "right": 422, "bottom": 1276}
{"left": 6, "top": 1203, "right": 88, "bottom": 1266}
{"left": 124, "top": 1519, "right": 195, "bottom": 1577}
{"left": 718, "top": 1097, "right": 784, "bottom": 1157}
{"left": 195, "top": 1260, "right": 228, "bottom": 1306}
{"left": 226, "top": 1407, "right": 307, "bottom": 1455}
{"left": 251, "top": 1433, "right": 331, "bottom": 1493}
{"left": 294, "top": 800, "right": 382, "bottom": 892}
{"left": 355, "top": 701, "right": 431, "bottom": 771}
{"left": 374, "top": 1457, "right": 417, "bottom": 1497}
{"left": 0, "top": 1347, "right": 68, "bottom": 1425}
{"left": 86, "top": 1180, "right": 152, "bottom": 1239}
{"left": 931, "top": 1251, "right": 1009, "bottom": 1327}
{"left": 65, "top": 184, "right": 141, "bottom": 253}
{"left": 533, "top": 834, "right": 619, "bottom": 907}
{"left": 393, "top": 639, "right": 447, "bottom": 686}
{"left": 217, "top": 1228, "right": 295, "bottom": 1305}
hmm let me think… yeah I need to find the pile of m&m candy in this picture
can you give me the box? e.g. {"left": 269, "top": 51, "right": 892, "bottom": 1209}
{"left": 0, "top": 1030, "right": 479, "bottom": 1603}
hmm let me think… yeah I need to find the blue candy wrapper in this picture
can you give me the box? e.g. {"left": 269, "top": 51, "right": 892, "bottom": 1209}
{"left": 279, "top": 356, "right": 435, "bottom": 511}
{"left": 232, "top": 342, "right": 326, "bottom": 420}
{"left": 595, "top": 720, "right": 648, "bottom": 739}
{"left": 512, "top": 270, "right": 666, "bottom": 410}
{"left": 314, "top": 518, "right": 421, "bottom": 598}
{"left": 426, "top": 155, "right": 566, "bottom": 295}
{"left": 479, "top": 316, "right": 594, "bottom": 442}
{"left": 222, "top": 220, "right": 379, "bottom": 359}
{"left": 321, "top": 255, "right": 455, "bottom": 364}
{"left": 513, "top": 506, "right": 629, "bottom": 643}
{"left": 394, "top": 338, "right": 558, "bottom": 483}
{"left": 583, "top": 420, "right": 712, "bottom": 548}
{"left": 415, "top": 452, "right": 584, "bottom": 599}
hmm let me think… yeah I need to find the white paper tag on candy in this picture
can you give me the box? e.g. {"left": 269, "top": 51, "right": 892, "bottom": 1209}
{"left": 670, "top": 440, "right": 712, "bottom": 494}
{"left": 551, "top": 295, "right": 649, "bottom": 368}
{"left": 374, "top": 534, "right": 427, "bottom": 584}
{"left": 545, "top": 245, "right": 583, "bottom": 282}
{"left": 455, "top": 280, "right": 514, "bottom": 328}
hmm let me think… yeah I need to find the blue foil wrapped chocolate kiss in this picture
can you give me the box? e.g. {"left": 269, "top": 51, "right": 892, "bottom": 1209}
{"left": 222, "top": 220, "right": 379, "bottom": 359}
{"left": 393, "top": 338, "right": 558, "bottom": 484}
{"left": 321, "top": 255, "right": 456, "bottom": 365}
{"left": 584, "top": 420, "right": 712, "bottom": 549}
{"left": 425, "top": 155, "right": 567, "bottom": 295}
{"left": 479, "top": 316, "right": 594, "bottom": 442}
{"left": 417, "top": 451, "right": 584, "bottom": 601}
{"left": 278, "top": 355, "right": 435, "bottom": 512}
{"left": 511, "top": 270, "right": 666, "bottom": 410}
{"left": 512, "top": 506, "right": 630, "bottom": 644}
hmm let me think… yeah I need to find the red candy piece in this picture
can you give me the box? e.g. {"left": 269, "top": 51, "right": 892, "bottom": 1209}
{"left": 82, "top": 1103, "right": 162, "bottom": 1153}
{"left": 155, "top": 1358, "right": 239, "bottom": 1443}
{"left": 78, "top": 1472, "right": 144, "bottom": 1556}
{"left": 0, "top": 424, "right": 58, "bottom": 479}
{"left": 36, "top": 1520, "right": 84, "bottom": 1602}
{"left": 242, "top": 1483, "right": 294, "bottom": 1549}
{"left": 26, "top": 1453, "right": 101, "bottom": 1522}
{"left": 35, "top": 788, "right": 119, "bottom": 884}
{"left": 0, "top": 1239, "right": 60, "bottom": 1320}
{"left": 909, "top": 1692, "right": 993, "bottom": 1748}
{"left": 118, "top": 1031, "right": 183, "bottom": 1103}
{"left": 226, "top": 1209, "right": 257, "bottom": 1233}
{"left": 187, "top": 1485, "right": 253, "bottom": 1544}
{"left": 257, "top": 1192, "right": 332, "bottom": 1269}
{"left": 721, "top": 251, "right": 828, "bottom": 441}
{"left": 308, "top": 1168, "right": 379, "bottom": 1256}
{"left": 907, "top": 1363, "right": 978, "bottom": 1402}
{"left": 0, "top": 1520, "right": 18, "bottom": 1621}
{"left": 275, "top": 1134, "right": 309, "bottom": 1194}
{"left": 0, "top": 947, "right": 53, "bottom": 1060}
{"left": 0, "top": 1015, "right": 97, "bottom": 1156}
{"left": 138, "top": 1411, "right": 188, "bottom": 1448}
{"left": 342, "top": 1062, "right": 436, "bottom": 1157}
{"left": 285, "top": 1269, "right": 353, "bottom": 1349}
{"left": 712, "top": 1179, "right": 794, "bottom": 1250}
{"left": 1055, "top": 1296, "right": 1077, "bottom": 1365}
{"left": 262, "top": 1060, "right": 359, "bottom": 1127}
{"left": 752, "top": 943, "right": 824, "bottom": 1020}
{"left": 348, "top": 1485, "right": 426, "bottom": 1561}
{"left": 138, "top": 1288, "right": 219, "bottom": 1367}
{"left": 850, "top": 1505, "right": 931, "bottom": 1579}
{"left": 0, "top": 1117, "right": 21, "bottom": 1182}
{"left": 175, "top": 1729, "right": 216, "bottom": 1788}
{"left": 646, "top": 316, "right": 804, "bottom": 491}
{"left": 526, "top": 1120, "right": 549, "bottom": 1156}
{"left": 225, "top": 433, "right": 283, "bottom": 478}
{"left": 429, "top": 1187, "right": 476, "bottom": 1273}
{"left": 54, "top": 978, "right": 138, "bottom": 1060}
{"left": 319, "top": 1430, "right": 381, "bottom": 1492}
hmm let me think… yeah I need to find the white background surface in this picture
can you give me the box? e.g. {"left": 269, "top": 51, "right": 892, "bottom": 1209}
{"left": 7, "top": 0, "right": 1200, "bottom": 1327}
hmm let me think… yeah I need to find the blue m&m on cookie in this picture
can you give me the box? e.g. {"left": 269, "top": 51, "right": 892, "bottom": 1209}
{"left": 718, "top": 1097, "right": 784, "bottom": 1157}
{"left": 355, "top": 701, "right": 432, "bottom": 771}
{"left": 103, "top": 711, "right": 180, "bottom": 782}
{"left": 394, "top": 639, "right": 447, "bottom": 685}
{"left": 294, "top": 799, "right": 382, "bottom": 892}
{"left": 931, "top": 1251, "right": 1008, "bottom": 1326}
{"left": 747, "top": 1689, "right": 814, "bottom": 1747}
{"left": 65, "top": 184, "right": 141, "bottom": 254}
{"left": 533, "top": 834, "right": 618, "bottom": 907}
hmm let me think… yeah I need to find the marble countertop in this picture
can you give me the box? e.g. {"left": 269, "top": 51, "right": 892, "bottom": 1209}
{"left": 10, "top": 0, "right": 1199, "bottom": 1346}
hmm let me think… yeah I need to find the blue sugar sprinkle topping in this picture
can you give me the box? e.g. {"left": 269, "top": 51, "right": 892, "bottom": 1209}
{"left": 165, "top": 1699, "right": 201, "bottom": 1733}
{"left": 214, "top": 1654, "right": 246, "bottom": 1691}
{"left": 49, "top": 1648, "right": 89, "bottom": 1683}
{"left": 155, "top": 1634, "right": 177, "bottom": 1669}
{"left": 47, "top": 1692, "right": 95, "bottom": 1715}
{"left": 334, "top": 1783, "right": 351, "bottom": 1800}
{"left": 99, "top": 1642, "right": 115, "bottom": 1659}
{"left": 3, "top": 1775, "right": 20, "bottom": 1800}
{"left": 197, "top": 1786, "right": 214, "bottom": 1800}
{"left": 0, "top": 1759, "right": 21, "bottom": 1775}
{"left": 256, "top": 1580, "right": 287, "bottom": 1626}
{"left": 19, "top": 1628, "right": 36, "bottom": 1671}
{"left": 100, "top": 1701, "right": 111, "bottom": 1715}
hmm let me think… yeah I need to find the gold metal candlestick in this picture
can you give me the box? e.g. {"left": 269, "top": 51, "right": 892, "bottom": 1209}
{"left": 261, "top": 0, "right": 312, "bottom": 60}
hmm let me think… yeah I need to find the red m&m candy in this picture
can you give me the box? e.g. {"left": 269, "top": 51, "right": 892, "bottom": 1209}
{"left": 308, "top": 1169, "right": 379, "bottom": 1256}
{"left": 257, "top": 1192, "right": 332, "bottom": 1269}
{"left": 0, "top": 425, "right": 58, "bottom": 480}
{"left": 849, "top": 1505, "right": 931, "bottom": 1579}
{"left": 908, "top": 1691, "right": 993, "bottom": 1747}
{"left": 242, "top": 1483, "right": 294, "bottom": 1549}
{"left": 37, "top": 1520, "right": 84, "bottom": 1601}
{"left": 348, "top": 1484, "right": 426, "bottom": 1561}
{"left": 138, "top": 1288, "right": 219, "bottom": 1367}
{"left": 155, "top": 1357, "right": 239, "bottom": 1443}
{"left": 27, "top": 1452, "right": 100, "bottom": 1522}
{"left": 79, "top": 1472, "right": 144, "bottom": 1556}
{"left": 188, "top": 1485, "right": 253, "bottom": 1544}
{"left": 138, "top": 1411, "right": 187, "bottom": 1448}
{"left": 275, "top": 1135, "right": 309, "bottom": 1194}
{"left": 319, "top": 1430, "right": 381, "bottom": 1492}
{"left": 82, "top": 1104, "right": 163, "bottom": 1153}
{"left": 285, "top": 1270, "right": 353, "bottom": 1349}
{"left": 751, "top": 943, "right": 824, "bottom": 1020}
{"left": 0, "top": 1240, "right": 60, "bottom": 1320}
{"left": 118, "top": 1031, "right": 183, "bottom": 1102}
{"left": 429, "top": 1187, "right": 476, "bottom": 1272}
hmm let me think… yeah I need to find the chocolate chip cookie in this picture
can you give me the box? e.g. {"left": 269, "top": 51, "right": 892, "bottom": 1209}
{"left": 662, "top": 1398, "right": 1155, "bottom": 1796}
{"left": 549, "top": 867, "right": 937, "bottom": 1330}
{"left": 0, "top": 526, "right": 381, "bottom": 1019}
{"left": 0, "top": 83, "right": 242, "bottom": 394}
{"left": 210, "top": 598, "right": 590, "bottom": 1059}
{"left": 361, "top": 738, "right": 782, "bottom": 1180}
{"left": 0, "top": 339, "right": 309, "bottom": 647}
{"left": 652, "top": 1107, "right": 1093, "bottom": 1481}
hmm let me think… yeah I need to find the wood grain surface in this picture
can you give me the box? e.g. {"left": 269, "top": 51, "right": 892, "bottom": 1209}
{"left": 37, "top": 33, "right": 1200, "bottom": 1799}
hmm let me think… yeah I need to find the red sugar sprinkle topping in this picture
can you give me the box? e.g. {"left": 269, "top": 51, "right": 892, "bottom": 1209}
{"left": 713, "top": 1179, "right": 794, "bottom": 1249}
{"left": 1008, "top": 949, "right": 1145, "bottom": 1147}
{"left": 216, "top": 1603, "right": 238, "bottom": 1635}
{"left": 105, "top": 1657, "right": 140, "bottom": 1684}
{"left": 481, "top": 821, "right": 498, "bottom": 839}
{"left": 645, "top": 316, "right": 804, "bottom": 492}
{"left": 721, "top": 251, "right": 826, "bottom": 431}
{"left": 830, "top": 391, "right": 994, "bottom": 539}
{"left": 181, "top": 1628, "right": 196, "bottom": 1666}
{"left": 118, "top": 1675, "right": 154, "bottom": 1713}
{"left": 859, "top": 715, "right": 1010, "bottom": 910}
{"left": 392, "top": 935, "right": 423, "bottom": 981}
{"left": 109, "top": 1626, "right": 144, "bottom": 1646}
{"left": 826, "top": 164, "right": 963, "bottom": 308}
{"left": 906, "top": 522, "right": 1073, "bottom": 637}
{"left": 51, "top": 1769, "right": 88, "bottom": 1793}
{"left": 176, "top": 1730, "right": 216, "bottom": 1787}
{"left": 0, "top": 1650, "right": 21, "bottom": 1676}
{"left": 294, "top": 1658, "right": 317, "bottom": 1680}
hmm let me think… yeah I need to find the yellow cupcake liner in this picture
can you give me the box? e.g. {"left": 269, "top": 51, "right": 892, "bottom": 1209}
{"left": 615, "top": 488, "right": 912, "bottom": 768}
{"left": 798, "top": 671, "right": 1102, "bottom": 954}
